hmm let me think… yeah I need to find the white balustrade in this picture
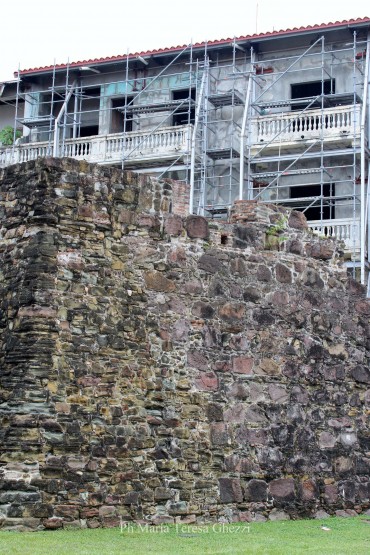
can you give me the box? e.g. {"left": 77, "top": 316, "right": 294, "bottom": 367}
{"left": 252, "top": 105, "right": 361, "bottom": 146}
{"left": 308, "top": 218, "right": 360, "bottom": 253}
{"left": 0, "top": 124, "right": 192, "bottom": 168}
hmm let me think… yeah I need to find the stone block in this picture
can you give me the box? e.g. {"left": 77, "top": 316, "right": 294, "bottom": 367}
{"left": 218, "top": 303, "right": 245, "bottom": 322}
{"left": 219, "top": 478, "right": 243, "bottom": 503}
{"left": 210, "top": 423, "right": 229, "bottom": 446}
{"left": 269, "top": 478, "right": 295, "bottom": 502}
{"left": 198, "top": 254, "right": 221, "bottom": 273}
{"left": 195, "top": 371, "right": 219, "bottom": 391}
{"left": 43, "top": 517, "right": 63, "bottom": 530}
{"left": 54, "top": 505, "right": 80, "bottom": 520}
{"left": 351, "top": 365, "right": 370, "bottom": 384}
{"left": 275, "top": 263, "right": 292, "bottom": 284}
{"left": 144, "top": 270, "right": 176, "bottom": 292}
{"left": 244, "top": 479, "right": 268, "bottom": 502}
{"left": 185, "top": 216, "right": 209, "bottom": 239}
{"left": 164, "top": 214, "right": 183, "bottom": 236}
{"left": 232, "top": 356, "right": 254, "bottom": 375}
{"left": 288, "top": 211, "right": 307, "bottom": 229}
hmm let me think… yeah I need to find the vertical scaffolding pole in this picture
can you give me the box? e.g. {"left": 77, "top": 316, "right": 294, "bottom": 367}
{"left": 239, "top": 49, "right": 254, "bottom": 199}
{"left": 319, "top": 36, "right": 325, "bottom": 223}
{"left": 190, "top": 58, "right": 207, "bottom": 214}
{"left": 121, "top": 50, "right": 130, "bottom": 171}
{"left": 48, "top": 61, "right": 56, "bottom": 152}
{"left": 12, "top": 66, "right": 21, "bottom": 164}
{"left": 360, "top": 31, "right": 370, "bottom": 284}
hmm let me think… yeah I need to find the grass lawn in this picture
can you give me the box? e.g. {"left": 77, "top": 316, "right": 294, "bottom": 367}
{"left": 0, "top": 516, "right": 369, "bottom": 555}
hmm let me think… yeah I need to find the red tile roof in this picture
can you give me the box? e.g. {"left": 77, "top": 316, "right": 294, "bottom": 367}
{"left": 17, "top": 17, "right": 370, "bottom": 76}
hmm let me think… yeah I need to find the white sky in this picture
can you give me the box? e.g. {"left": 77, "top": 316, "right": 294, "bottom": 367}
{"left": 0, "top": 0, "right": 369, "bottom": 82}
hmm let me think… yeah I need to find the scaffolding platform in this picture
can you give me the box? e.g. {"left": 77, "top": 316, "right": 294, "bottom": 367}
{"left": 208, "top": 91, "right": 244, "bottom": 107}
{"left": 207, "top": 147, "right": 240, "bottom": 160}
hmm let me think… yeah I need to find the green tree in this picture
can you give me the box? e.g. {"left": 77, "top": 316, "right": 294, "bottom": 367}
{"left": 0, "top": 126, "right": 22, "bottom": 146}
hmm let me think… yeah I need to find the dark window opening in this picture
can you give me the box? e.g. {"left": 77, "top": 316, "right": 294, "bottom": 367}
{"left": 79, "top": 125, "right": 99, "bottom": 137}
{"left": 82, "top": 87, "right": 101, "bottom": 98}
{"left": 111, "top": 96, "right": 134, "bottom": 133}
{"left": 39, "top": 93, "right": 63, "bottom": 118}
{"left": 221, "top": 234, "right": 229, "bottom": 245}
{"left": 172, "top": 88, "right": 195, "bottom": 125}
{"left": 291, "top": 80, "right": 335, "bottom": 111}
{"left": 290, "top": 183, "right": 335, "bottom": 220}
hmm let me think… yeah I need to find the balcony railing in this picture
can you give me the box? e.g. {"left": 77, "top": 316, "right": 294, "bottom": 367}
{"left": 251, "top": 105, "right": 361, "bottom": 148}
{"left": 308, "top": 217, "right": 360, "bottom": 255}
{"left": 0, "top": 124, "right": 192, "bottom": 168}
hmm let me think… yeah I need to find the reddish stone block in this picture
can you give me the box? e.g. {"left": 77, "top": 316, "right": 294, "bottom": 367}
{"left": 306, "top": 242, "right": 335, "bottom": 260}
{"left": 269, "top": 478, "right": 295, "bottom": 502}
{"left": 301, "top": 480, "right": 317, "bottom": 501}
{"left": 187, "top": 350, "right": 209, "bottom": 370}
{"left": 224, "top": 403, "right": 246, "bottom": 423}
{"left": 232, "top": 356, "right": 254, "bottom": 375}
{"left": 275, "top": 263, "right": 292, "bottom": 284}
{"left": 164, "top": 214, "right": 183, "bottom": 236}
{"left": 219, "top": 303, "right": 245, "bottom": 322}
{"left": 144, "top": 270, "right": 176, "bottom": 292}
{"left": 80, "top": 508, "right": 99, "bottom": 519}
{"left": 195, "top": 371, "right": 219, "bottom": 391}
{"left": 185, "top": 215, "right": 209, "bottom": 239}
{"left": 288, "top": 210, "right": 307, "bottom": 229}
{"left": 323, "top": 483, "right": 338, "bottom": 504}
{"left": 137, "top": 214, "right": 160, "bottom": 229}
{"left": 43, "top": 517, "right": 63, "bottom": 529}
{"left": 54, "top": 505, "right": 80, "bottom": 520}
{"left": 168, "top": 246, "right": 187, "bottom": 265}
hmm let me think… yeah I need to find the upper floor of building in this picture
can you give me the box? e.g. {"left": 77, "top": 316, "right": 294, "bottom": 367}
{"left": 0, "top": 16, "right": 368, "bottom": 171}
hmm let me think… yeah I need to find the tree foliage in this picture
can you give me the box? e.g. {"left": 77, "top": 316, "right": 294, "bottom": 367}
{"left": 0, "top": 126, "right": 21, "bottom": 146}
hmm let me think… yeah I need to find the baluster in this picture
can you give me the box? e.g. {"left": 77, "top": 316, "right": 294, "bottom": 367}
{"left": 257, "top": 122, "right": 262, "bottom": 139}
{"left": 346, "top": 224, "right": 351, "bottom": 242}
{"left": 263, "top": 120, "right": 267, "bottom": 138}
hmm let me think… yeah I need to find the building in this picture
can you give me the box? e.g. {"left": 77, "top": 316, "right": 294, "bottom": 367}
{"left": 0, "top": 17, "right": 369, "bottom": 283}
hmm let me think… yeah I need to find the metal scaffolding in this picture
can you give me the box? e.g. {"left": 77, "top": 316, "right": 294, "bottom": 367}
{"left": 241, "top": 32, "right": 370, "bottom": 283}
{"left": 2, "top": 25, "right": 370, "bottom": 283}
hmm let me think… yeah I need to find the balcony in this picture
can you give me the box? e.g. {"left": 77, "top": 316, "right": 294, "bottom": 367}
{"left": 308, "top": 217, "right": 360, "bottom": 257}
{"left": 0, "top": 124, "right": 192, "bottom": 169}
{"left": 250, "top": 105, "right": 361, "bottom": 153}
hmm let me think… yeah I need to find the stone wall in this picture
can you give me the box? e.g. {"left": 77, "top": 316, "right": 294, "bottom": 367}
{"left": 0, "top": 158, "right": 369, "bottom": 531}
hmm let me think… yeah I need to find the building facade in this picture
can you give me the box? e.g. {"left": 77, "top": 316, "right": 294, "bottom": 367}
{"left": 0, "top": 17, "right": 369, "bottom": 282}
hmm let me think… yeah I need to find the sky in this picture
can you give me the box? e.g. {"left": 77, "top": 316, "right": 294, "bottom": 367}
{"left": 0, "top": 0, "right": 369, "bottom": 82}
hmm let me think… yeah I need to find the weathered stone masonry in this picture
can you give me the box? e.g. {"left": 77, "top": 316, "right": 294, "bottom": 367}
{"left": 0, "top": 158, "right": 369, "bottom": 531}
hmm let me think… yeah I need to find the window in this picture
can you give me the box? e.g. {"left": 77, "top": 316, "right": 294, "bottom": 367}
{"left": 111, "top": 96, "right": 134, "bottom": 133}
{"left": 291, "top": 80, "right": 335, "bottom": 111}
{"left": 290, "top": 183, "right": 335, "bottom": 220}
{"left": 172, "top": 88, "right": 195, "bottom": 126}
{"left": 79, "top": 125, "right": 99, "bottom": 137}
{"left": 79, "top": 87, "right": 100, "bottom": 137}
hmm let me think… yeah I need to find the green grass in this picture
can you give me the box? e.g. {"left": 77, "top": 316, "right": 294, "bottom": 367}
{"left": 0, "top": 517, "right": 369, "bottom": 555}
